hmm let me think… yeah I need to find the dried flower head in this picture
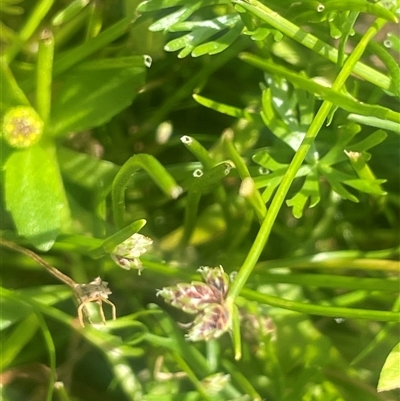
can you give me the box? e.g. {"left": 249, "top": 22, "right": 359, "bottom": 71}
{"left": 74, "top": 277, "right": 112, "bottom": 301}
{"left": 74, "top": 277, "right": 116, "bottom": 327}
{"left": 157, "top": 265, "right": 230, "bottom": 341}
{"left": 187, "top": 303, "right": 230, "bottom": 342}
{"left": 111, "top": 233, "right": 153, "bottom": 274}
{"left": 2, "top": 106, "right": 43, "bottom": 148}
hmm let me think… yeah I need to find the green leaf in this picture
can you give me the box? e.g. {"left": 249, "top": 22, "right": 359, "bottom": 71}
{"left": 253, "top": 150, "right": 312, "bottom": 203}
{"left": 322, "top": 0, "right": 398, "bottom": 23}
{"left": 4, "top": 144, "right": 69, "bottom": 250}
{"left": 385, "top": 32, "right": 400, "bottom": 54}
{"left": 318, "top": 165, "right": 359, "bottom": 202}
{"left": 286, "top": 169, "right": 320, "bottom": 218}
{"left": 138, "top": 0, "right": 243, "bottom": 57}
{"left": 48, "top": 56, "right": 150, "bottom": 137}
{"left": 233, "top": 0, "right": 393, "bottom": 93}
{"left": 378, "top": 342, "right": 400, "bottom": 392}
{"left": 349, "top": 129, "right": 387, "bottom": 153}
{"left": 191, "top": 20, "right": 243, "bottom": 57}
{"left": 193, "top": 93, "right": 261, "bottom": 122}
{"left": 165, "top": 14, "right": 242, "bottom": 58}
{"left": 343, "top": 178, "right": 387, "bottom": 196}
{"left": 58, "top": 147, "right": 119, "bottom": 190}
{"left": 51, "top": 0, "right": 90, "bottom": 26}
{"left": 147, "top": 2, "right": 205, "bottom": 32}
{"left": 0, "top": 295, "right": 32, "bottom": 330}
{"left": 182, "top": 163, "right": 232, "bottom": 244}
{"left": 112, "top": 153, "right": 182, "bottom": 228}
{"left": 0, "top": 313, "right": 39, "bottom": 371}
{"left": 347, "top": 114, "right": 400, "bottom": 134}
{"left": 241, "top": 53, "right": 400, "bottom": 124}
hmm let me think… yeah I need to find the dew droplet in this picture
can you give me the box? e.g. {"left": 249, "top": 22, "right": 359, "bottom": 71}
{"left": 317, "top": 3, "right": 325, "bottom": 12}
{"left": 258, "top": 167, "right": 269, "bottom": 175}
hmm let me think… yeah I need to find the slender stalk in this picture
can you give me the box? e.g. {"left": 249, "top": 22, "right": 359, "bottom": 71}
{"left": 3, "top": 0, "right": 54, "bottom": 63}
{"left": 0, "top": 239, "right": 76, "bottom": 288}
{"left": 241, "top": 288, "right": 400, "bottom": 322}
{"left": 36, "top": 29, "right": 54, "bottom": 123}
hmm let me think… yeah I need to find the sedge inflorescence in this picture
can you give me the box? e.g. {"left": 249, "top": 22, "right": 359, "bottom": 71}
{"left": 111, "top": 233, "right": 153, "bottom": 274}
{"left": 157, "top": 265, "right": 230, "bottom": 341}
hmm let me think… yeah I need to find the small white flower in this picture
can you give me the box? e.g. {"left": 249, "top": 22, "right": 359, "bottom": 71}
{"left": 111, "top": 233, "right": 153, "bottom": 274}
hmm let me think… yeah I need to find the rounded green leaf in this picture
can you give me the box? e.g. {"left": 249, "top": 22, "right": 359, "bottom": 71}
{"left": 5, "top": 144, "right": 69, "bottom": 250}
{"left": 378, "top": 343, "right": 400, "bottom": 392}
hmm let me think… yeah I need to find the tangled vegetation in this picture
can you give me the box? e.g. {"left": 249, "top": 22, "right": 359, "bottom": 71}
{"left": 1, "top": 0, "right": 399, "bottom": 400}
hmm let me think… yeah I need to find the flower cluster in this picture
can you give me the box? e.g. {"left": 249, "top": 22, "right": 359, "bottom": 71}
{"left": 157, "top": 265, "right": 230, "bottom": 341}
{"left": 2, "top": 106, "right": 43, "bottom": 148}
{"left": 111, "top": 233, "right": 153, "bottom": 274}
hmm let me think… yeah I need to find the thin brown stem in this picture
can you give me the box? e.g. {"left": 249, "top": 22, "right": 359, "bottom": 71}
{"left": 0, "top": 238, "right": 77, "bottom": 288}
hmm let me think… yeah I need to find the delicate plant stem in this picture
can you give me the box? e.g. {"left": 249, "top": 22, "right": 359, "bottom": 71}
{"left": 228, "top": 17, "right": 389, "bottom": 301}
{"left": 259, "top": 257, "right": 400, "bottom": 273}
{"left": 36, "top": 29, "right": 54, "bottom": 123}
{"left": 241, "top": 288, "right": 400, "bottom": 322}
{"left": 33, "top": 308, "right": 56, "bottom": 401}
{"left": 0, "top": 239, "right": 77, "bottom": 288}
{"left": 3, "top": 0, "right": 54, "bottom": 63}
{"left": 53, "top": 18, "right": 132, "bottom": 76}
{"left": 223, "top": 129, "right": 267, "bottom": 220}
{"left": 173, "top": 353, "right": 212, "bottom": 401}
{"left": 111, "top": 154, "right": 182, "bottom": 229}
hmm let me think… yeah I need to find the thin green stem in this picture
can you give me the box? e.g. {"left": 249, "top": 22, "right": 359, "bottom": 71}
{"left": 180, "top": 135, "right": 215, "bottom": 169}
{"left": 36, "top": 29, "right": 54, "bottom": 123}
{"left": 3, "top": 0, "right": 54, "bottom": 63}
{"left": 173, "top": 353, "right": 212, "bottom": 401}
{"left": 228, "top": 17, "right": 388, "bottom": 301}
{"left": 111, "top": 154, "right": 182, "bottom": 229}
{"left": 33, "top": 308, "right": 56, "bottom": 401}
{"left": 53, "top": 18, "right": 132, "bottom": 76}
{"left": 241, "top": 289, "right": 400, "bottom": 322}
{"left": 258, "top": 256, "right": 400, "bottom": 273}
{"left": 337, "top": 12, "right": 359, "bottom": 69}
{"left": 255, "top": 273, "right": 399, "bottom": 292}
{"left": 223, "top": 129, "right": 267, "bottom": 220}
